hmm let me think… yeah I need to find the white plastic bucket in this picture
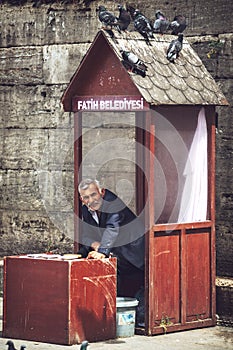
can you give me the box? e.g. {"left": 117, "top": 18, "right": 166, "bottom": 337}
{"left": 116, "top": 297, "right": 139, "bottom": 337}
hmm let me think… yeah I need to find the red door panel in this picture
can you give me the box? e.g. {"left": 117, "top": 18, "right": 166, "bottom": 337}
{"left": 186, "top": 231, "right": 211, "bottom": 321}
{"left": 152, "top": 232, "right": 180, "bottom": 326}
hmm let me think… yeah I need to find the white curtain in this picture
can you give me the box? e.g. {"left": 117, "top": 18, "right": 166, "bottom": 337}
{"left": 178, "top": 107, "right": 208, "bottom": 222}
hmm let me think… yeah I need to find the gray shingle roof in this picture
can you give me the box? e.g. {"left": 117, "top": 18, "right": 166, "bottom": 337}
{"left": 103, "top": 30, "right": 228, "bottom": 106}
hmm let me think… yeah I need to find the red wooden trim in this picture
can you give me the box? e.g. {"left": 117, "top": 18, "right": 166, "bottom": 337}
{"left": 210, "top": 222, "right": 217, "bottom": 323}
{"left": 207, "top": 107, "right": 216, "bottom": 223}
{"left": 208, "top": 108, "right": 217, "bottom": 322}
{"left": 74, "top": 112, "right": 82, "bottom": 253}
{"left": 180, "top": 228, "right": 186, "bottom": 325}
{"left": 147, "top": 112, "right": 156, "bottom": 333}
{"left": 204, "top": 107, "right": 216, "bottom": 323}
{"left": 142, "top": 111, "right": 153, "bottom": 333}
{"left": 146, "top": 318, "right": 215, "bottom": 335}
{"left": 149, "top": 122, "right": 155, "bottom": 229}
{"left": 135, "top": 112, "right": 151, "bottom": 330}
{"left": 135, "top": 112, "right": 146, "bottom": 215}
{"left": 152, "top": 221, "right": 212, "bottom": 232}
{"left": 2, "top": 258, "right": 7, "bottom": 332}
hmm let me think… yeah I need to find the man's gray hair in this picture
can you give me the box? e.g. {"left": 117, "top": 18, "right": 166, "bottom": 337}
{"left": 78, "top": 178, "right": 101, "bottom": 193}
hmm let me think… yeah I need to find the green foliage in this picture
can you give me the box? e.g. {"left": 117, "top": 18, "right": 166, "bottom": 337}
{"left": 159, "top": 314, "right": 173, "bottom": 334}
{"left": 207, "top": 40, "right": 224, "bottom": 59}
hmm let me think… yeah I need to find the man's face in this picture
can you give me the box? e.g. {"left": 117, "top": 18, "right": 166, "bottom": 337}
{"left": 79, "top": 183, "right": 103, "bottom": 211}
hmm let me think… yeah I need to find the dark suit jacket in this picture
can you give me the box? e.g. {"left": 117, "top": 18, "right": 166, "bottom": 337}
{"left": 78, "top": 189, "right": 145, "bottom": 270}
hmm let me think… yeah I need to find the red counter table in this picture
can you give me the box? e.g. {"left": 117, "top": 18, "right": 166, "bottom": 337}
{"left": 3, "top": 255, "right": 117, "bottom": 344}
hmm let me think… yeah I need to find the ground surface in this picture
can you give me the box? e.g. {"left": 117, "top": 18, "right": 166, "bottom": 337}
{"left": 0, "top": 297, "right": 232, "bottom": 350}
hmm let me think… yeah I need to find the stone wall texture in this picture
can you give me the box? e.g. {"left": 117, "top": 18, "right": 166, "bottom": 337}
{"left": 0, "top": 0, "right": 232, "bottom": 277}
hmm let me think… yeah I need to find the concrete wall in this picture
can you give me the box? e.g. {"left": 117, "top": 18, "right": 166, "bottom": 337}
{"left": 0, "top": 1, "right": 232, "bottom": 279}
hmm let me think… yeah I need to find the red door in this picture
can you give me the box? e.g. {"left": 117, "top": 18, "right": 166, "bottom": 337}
{"left": 136, "top": 106, "right": 216, "bottom": 335}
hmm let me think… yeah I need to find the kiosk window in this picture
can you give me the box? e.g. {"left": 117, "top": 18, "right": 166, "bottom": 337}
{"left": 153, "top": 107, "right": 208, "bottom": 224}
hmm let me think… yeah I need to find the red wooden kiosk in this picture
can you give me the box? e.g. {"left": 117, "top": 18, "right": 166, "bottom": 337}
{"left": 62, "top": 30, "right": 228, "bottom": 336}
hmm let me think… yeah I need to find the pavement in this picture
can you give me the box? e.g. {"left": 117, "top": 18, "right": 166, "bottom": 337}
{"left": 0, "top": 297, "right": 232, "bottom": 350}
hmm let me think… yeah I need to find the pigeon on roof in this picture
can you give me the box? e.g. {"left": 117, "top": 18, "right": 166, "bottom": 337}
{"left": 120, "top": 50, "right": 148, "bottom": 77}
{"left": 166, "top": 33, "right": 183, "bottom": 63}
{"left": 169, "top": 14, "right": 187, "bottom": 35}
{"left": 153, "top": 10, "right": 170, "bottom": 34}
{"left": 97, "top": 5, "right": 121, "bottom": 32}
{"left": 126, "top": 4, "right": 137, "bottom": 20}
{"left": 117, "top": 4, "right": 131, "bottom": 31}
{"left": 133, "top": 9, "right": 154, "bottom": 45}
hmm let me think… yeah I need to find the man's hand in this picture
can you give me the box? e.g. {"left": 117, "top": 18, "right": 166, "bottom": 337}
{"left": 91, "top": 241, "right": 100, "bottom": 251}
{"left": 88, "top": 251, "right": 106, "bottom": 259}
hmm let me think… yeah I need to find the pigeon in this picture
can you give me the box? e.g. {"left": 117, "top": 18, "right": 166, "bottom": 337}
{"left": 133, "top": 9, "right": 154, "bottom": 45}
{"left": 117, "top": 4, "right": 131, "bottom": 31}
{"left": 6, "top": 341, "right": 17, "bottom": 350}
{"left": 169, "top": 14, "right": 187, "bottom": 35}
{"left": 153, "top": 10, "right": 170, "bottom": 34}
{"left": 120, "top": 50, "right": 148, "bottom": 77}
{"left": 126, "top": 4, "right": 137, "bottom": 20}
{"left": 166, "top": 33, "right": 183, "bottom": 63}
{"left": 6, "top": 340, "right": 26, "bottom": 350}
{"left": 80, "top": 340, "right": 89, "bottom": 350}
{"left": 97, "top": 5, "right": 121, "bottom": 32}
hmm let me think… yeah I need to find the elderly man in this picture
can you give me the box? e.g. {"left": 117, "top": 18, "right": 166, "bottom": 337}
{"left": 77, "top": 178, "right": 145, "bottom": 298}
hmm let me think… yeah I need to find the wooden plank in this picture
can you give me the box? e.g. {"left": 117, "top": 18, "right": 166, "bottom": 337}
{"left": 207, "top": 108, "right": 217, "bottom": 323}
{"left": 152, "top": 221, "right": 212, "bottom": 232}
{"left": 180, "top": 228, "right": 187, "bottom": 324}
{"left": 69, "top": 259, "right": 117, "bottom": 343}
{"left": 152, "top": 233, "right": 180, "bottom": 327}
{"left": 186, "top": 232, "right": 211, "bottom": 321}
{"left": 206, "top": 106, "right": 216, "bottom": 222}
{"left": 147, "top": 112, "right": 155, "bottom": 333}
{"left": 3, "top": 257, "right": 69, "bottom": 344}
{"left": 149, "top": 318, "right": 215, "bottom": 334}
